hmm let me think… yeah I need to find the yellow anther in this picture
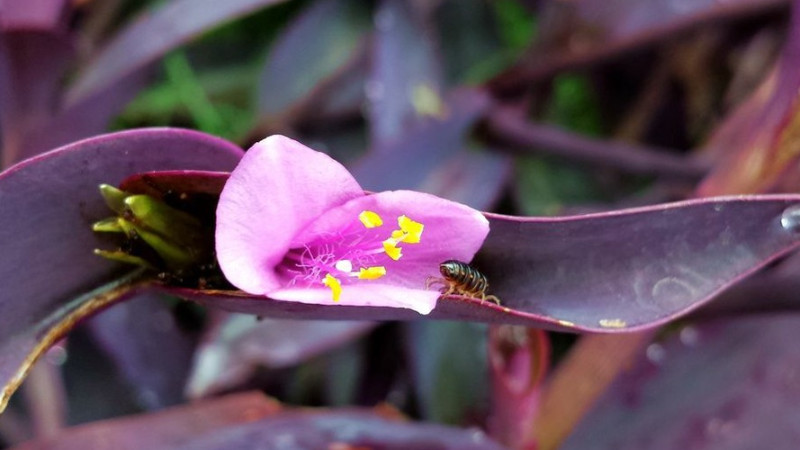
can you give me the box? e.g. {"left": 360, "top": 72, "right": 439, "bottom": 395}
{"left": 358, "top": 266, "right": 387, "bottom": 280}
{"left": 382, "top": 239, "right": 403, "bottom": 261}
{"left": 359, "top": 210, "right": 383, "bottom": 228}
{"left": 397, "top": 215, "right": 423, "bottom": 243}
{"left": 323, "top": 274, "right": 342, "bottom": 302}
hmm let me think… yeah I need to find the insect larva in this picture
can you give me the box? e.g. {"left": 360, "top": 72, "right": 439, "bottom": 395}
{"left": 426, "top": 259, "right": 500, "bottom": 305}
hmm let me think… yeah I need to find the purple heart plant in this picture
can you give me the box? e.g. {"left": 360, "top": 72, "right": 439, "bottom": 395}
{"left": 6, "top": 0, "right": 800, "bottom": 448}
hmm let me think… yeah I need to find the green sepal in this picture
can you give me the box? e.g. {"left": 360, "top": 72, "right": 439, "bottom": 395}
{"left": 92, "top": 217, "right": 124, "bottom": 233}
{"left": 118, "top": 218, "right": 196, "bottom": 269}
{"left": 93, "top": 249, "right": 157, "bottom": 270}
{"left": 99, "top": 184, "right": 129, "bottom": 214}
{"left": 124, "top": 195, "right": 204, "bottom": 246}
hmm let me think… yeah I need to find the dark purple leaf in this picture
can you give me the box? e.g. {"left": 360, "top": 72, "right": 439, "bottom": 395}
{"left": 0, "top": 128, "right": 242, "bottom": 410}
{"left": 86, "top": 294, "right": 196, "bottom": 410}
{"left": 256, "top": 0, "right": 370, "bottom": 119}
{"left": 563, "top": 316, "right": 800, "bottom": 449}
{"left": 165, "top": 195, "right": 800, "bottom": 332}
{"left": 697, "top": 2, "right": 800, "bottom": 195}
{"left": 14, "top": 392, "right": 281, "bottom": 450}
{"left": 0, "top": 31, "right": 73, "bottom": 167}
{"left": 186, "top": 313, "right": 374, "bottom": 398}
{"left": 353, "top": 88, "right": 491, "bottom": 191}
{"left": 171, "top": 409, "right": 503, "bottom": 450}
{"left": 405, "top": 322, "right": 488, "bottom": 424}
{"left": 487, "top": 326, "right": 549, "bottom": 449}
{"left": 18, "top": 67, "right": 153, "bottom": 162}
{"left": 478, "top": 196, "right": 800, "bottom": 331}
{"left": 491, "top": 0, "right": 787, "bottom": 91}
{"left": 0, "top": 0, "right": 66, "bottom": 31}
{"left": 369, "top": 0, "right": 443, "bottom": 146}
{"left": 414, "top": 148, "right": 511, "bottom": 210}
{"left": 65, "top": 0, "right": 290, "bottom": 105}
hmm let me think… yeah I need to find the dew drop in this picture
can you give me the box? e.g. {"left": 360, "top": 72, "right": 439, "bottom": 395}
{"left": 646, "top": 343, "right": 666, "bottom": 365}
{"left": 679, "top": 325, "right": 700, "bottom": 347}
{"left": 780, "top": 204, "right": 800, "bottom": 231}
{"left": 45, "top": 344, "right": 68, "bottom": 366}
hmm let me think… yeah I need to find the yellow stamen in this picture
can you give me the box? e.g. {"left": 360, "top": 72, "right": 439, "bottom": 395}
{"left": 397, "top": 215, "right": 424, "bottom": 243}
{"left": 323, "top": 274, "right": 342, "bottom": 302}
{"left": 358, "top": 266, "right": 386, "bottom": 280}
{"left": 382, "top": 239, "right": 403, "bottom": 260}
{"left": 359, "top": 210, "right": 383, "bottom": 228}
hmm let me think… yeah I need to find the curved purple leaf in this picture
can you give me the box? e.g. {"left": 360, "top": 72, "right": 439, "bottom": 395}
{"left": 563, "top": 316, "right": 800, "bottom": 449}
{"left": 353, "top": 88, "right": 492, "bottom": 192}
{"left": 14, "top": 392, "right": 281, "bottom": 450}
{"left": 478, "top": 196, "right": 800, "bottom": 331}
{"left": 186, "top": 313, "right": 374, "bottom": 398}
{"left": 18, "top": 67, "right": 153, "bottom": 162}
{"left": 491, "top": 0, "right": 787, "bottom": 90}
{"left": 170, "top": 410, "right": 503, "bottom": 450}
{"left": 0, "top": 128, "right": 242, "bottom": 408}
{"left": 405, "top": 321, "right": 488, "bottom": 424}
{"left": 257, "top": 0, "right": 370, "bottom": 119}
{"left": 87, "top": 294, "right": 197, "bottom": 410}
{"left": 0, "top": 30, "right": 73, "bottom": 167}
{"left": 369, "top": 0, "right": 443, "bottom": 145}
{"left": 66, "top": 0, "right": 289, "bottom": 105}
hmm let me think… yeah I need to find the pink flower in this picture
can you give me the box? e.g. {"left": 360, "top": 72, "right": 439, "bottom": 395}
{"left": 215, "top": 136, "right": 489, "bottom": 314}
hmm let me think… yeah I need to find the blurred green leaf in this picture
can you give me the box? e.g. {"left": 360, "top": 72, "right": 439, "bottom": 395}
{"left": 545, "top": 74, "right": 604, "bottom": 136}
{"left": 514, "top": 157, "right": 604, "bottom": 216}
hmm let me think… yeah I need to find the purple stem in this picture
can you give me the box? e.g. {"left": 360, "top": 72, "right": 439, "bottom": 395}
{"left": 485, "top": 107, "right": 708, "bottom": 178}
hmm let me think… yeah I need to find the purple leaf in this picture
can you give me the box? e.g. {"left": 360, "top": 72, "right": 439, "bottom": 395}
{"left": 0, "top": 0, "right": 67, "bottom": 31}
{"left": 186, "top": 313, "right": 374, "bottom": 398}
{"left": 0, "top": 128, "right": 242, "bottom": 410}
{"left": 353, "top": 88, "right": 492, "bottom": 192}
{"left": 14, "top": 392, "right": 281, "bottom": 450}
{"left": 491, "top": 0, "right": 787, "bottom": 90}
{"left": 170, "top": 409, "right": 503, "bottom": 450}
{"left": 563, "top": 316, "right": 800, "bottom": 449}
{"left": 18, "top": 67, "right": 153, "bottom": 162}
{"left": 87, "top": 294, "right": 196, "bottom": 410}
{"left": 369, "top": 0, "right": 443, "bottom": 146}
{"left": 17, "top": 398, "right": 503, "bottom": 449}
{"left": 697, "top": 1, "right": 800, "bottom": 195}
{"left": 167, "top": 194, "right": 800, "bottom": 332}
{"left": 256, "top": 0, "right": 370, "bottom": 119}
{"left": 479, "top": 196, "right": 800, "bottom": 331}
{"left": 405, "top": 321, "right": 489, "bottom": 424}
{"left": 0, "top": 30, "right": 73, "bottom": 167}
{"left": 414, "top": 148, "right": 511, "bottom": 210}
{"left": 66, "top": 0, "right": 290, "bottom": 105}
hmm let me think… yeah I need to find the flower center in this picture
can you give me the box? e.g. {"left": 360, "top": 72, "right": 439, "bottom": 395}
{"left": 280, "top": 211, "right": 424, "bottom": 301}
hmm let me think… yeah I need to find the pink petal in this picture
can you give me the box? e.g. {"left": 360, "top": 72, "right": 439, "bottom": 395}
{"left": 269, "top": 284, "right": 440, "bottom": 315}
{"left": 293, "top": 190, "right": 490, "bottom": 287}
{"left": 216, "top": 135, "right": 363, "bottom": 294}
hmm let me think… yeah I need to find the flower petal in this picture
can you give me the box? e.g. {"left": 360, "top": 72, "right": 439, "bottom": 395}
{"left": 216, "top": 135, "right": 363, "bottom": 294}
{"left": 269, "top": 284, "right": 440, "bottom": 315}
{"left": 292, "top": 190, "right": 490, "bottom": 287}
